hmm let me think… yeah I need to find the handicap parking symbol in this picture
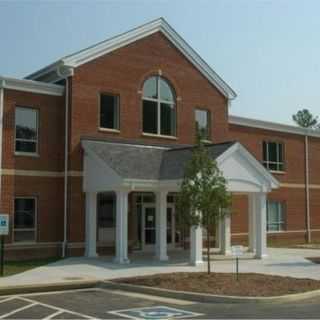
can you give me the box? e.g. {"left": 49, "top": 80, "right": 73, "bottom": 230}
{"left": 109, "top": 305, "right": 203, "bottom": 319}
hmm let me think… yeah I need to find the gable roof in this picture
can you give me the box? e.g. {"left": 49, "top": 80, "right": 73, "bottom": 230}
{"left": 26, "top": 18, "right": 236, "bottom": 99}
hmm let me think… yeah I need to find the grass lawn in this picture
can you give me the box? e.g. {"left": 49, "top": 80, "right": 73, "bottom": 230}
{"left": 116, "top": 272, "right": 320, "bottom": 297}
{"left": 1, "top": 258, "right": 60, "bottom": 277}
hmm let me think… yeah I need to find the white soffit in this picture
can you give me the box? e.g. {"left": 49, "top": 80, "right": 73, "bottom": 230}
{"left": 26, "top": 18, "right": 236, "bottom": 99}
{"left": 0, "top": 76, "right": 64, "bottom": 96}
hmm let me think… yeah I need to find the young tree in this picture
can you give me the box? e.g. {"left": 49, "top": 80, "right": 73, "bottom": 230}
{"left": 176, "top": 134, "right": 232, "bottom": 274}
{"left": 292, "top": 109, "right": 319, "bottom": 129}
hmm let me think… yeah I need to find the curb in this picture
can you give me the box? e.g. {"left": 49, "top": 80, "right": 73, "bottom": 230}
{"left": 0, "top": 279, "right": 99, "bottom": 296}
{"left": 101, "top": 280, "right": 320, "bottom": 304}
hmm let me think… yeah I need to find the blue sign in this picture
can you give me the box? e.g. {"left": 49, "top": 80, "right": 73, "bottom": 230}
{"left": 0, "top": 214, "right": 8, "bottom": 235}
{"left": 109, "top": 306, "right": 202, "bottom": 319}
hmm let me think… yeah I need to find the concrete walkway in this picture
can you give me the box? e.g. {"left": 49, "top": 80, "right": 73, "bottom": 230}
{"left": 0, "top": 248, "right": 319, "bottom": 288}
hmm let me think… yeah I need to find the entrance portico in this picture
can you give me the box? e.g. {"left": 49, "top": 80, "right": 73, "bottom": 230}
{"left": 81, "top": 139, "right": 279, "bottom": 264}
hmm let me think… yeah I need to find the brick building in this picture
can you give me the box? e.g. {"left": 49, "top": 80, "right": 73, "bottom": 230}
{"left": 0, "top": 18, "right": 318, "bottom": 262}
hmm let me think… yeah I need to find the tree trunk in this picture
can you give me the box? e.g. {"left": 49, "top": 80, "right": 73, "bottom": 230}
{"left": 207, "top": 227, "right": 211, "bottom": 274}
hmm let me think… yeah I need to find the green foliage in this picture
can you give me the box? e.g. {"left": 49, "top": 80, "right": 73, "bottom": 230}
{"left": 176, "top": 131, "right": 231, "bottom": 273}
{"left": 292, "top": 109, "right": 319, "bottom": 129}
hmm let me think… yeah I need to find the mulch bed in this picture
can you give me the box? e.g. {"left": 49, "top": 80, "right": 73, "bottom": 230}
{"left": 307, "top": 257, "right": 320, "bottom": 264}
{"left": 115, "top": 272, "right": 320, "bottom": 297}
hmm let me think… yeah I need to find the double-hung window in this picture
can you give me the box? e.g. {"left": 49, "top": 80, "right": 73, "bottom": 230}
{"left": 15, "top": 107, "right": 39, "bottom": 155}
{"left": 262, "top": 141, "right": 284, "bottom": 172}
{"left": 14, "top": 197, "right": 37, "bottom": 242}
{"left": 195, "top": 109, "right": 211, "bottom": 140}
{"left": 142, "top": 76, "right": 176, "bottom": 137}
{"left": 100, "top": 94, "right": 120, "bottom": 130}
{"left": 267, "top": 201, "right": 286, "bottom": 232}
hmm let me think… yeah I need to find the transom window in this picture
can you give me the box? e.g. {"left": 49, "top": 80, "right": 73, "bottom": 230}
{"left": 267, "top": 201, "right": 286, "bottom": 232}
{"left": 262, "top": 141, "right": 284, "bottom": 172}
{"left": 195, "top": 109, "right": 211, "bottom": 140}
{"left": 14, "top": 197, "right": 37, "bottom": 242}
{"left": 142, "top": 76, "right": 176, "bottom": 136}
{"left": 15, "top": 107, "right": 39, "bottom": 154}
{"left": 100, "top": 93, "right": 120, "bottom": 130}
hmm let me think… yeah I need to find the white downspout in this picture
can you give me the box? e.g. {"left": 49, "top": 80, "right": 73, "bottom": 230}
{"left": 305, "top": 134, "right": 311, "bottom": 243}
{"left": 62, "top": 78, "right": 69, "bottom": 257}
{"left": 0, "top": 83, "right": 4, "bottom": 213}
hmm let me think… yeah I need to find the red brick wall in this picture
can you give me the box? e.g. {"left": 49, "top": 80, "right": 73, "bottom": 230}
{"left": 1, "top": 89, "right": 65, "bottom": 257}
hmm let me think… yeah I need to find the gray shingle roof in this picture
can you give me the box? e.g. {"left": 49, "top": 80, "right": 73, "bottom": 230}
{"left": 83, "top": 139, "right": 235, "bottom": 181}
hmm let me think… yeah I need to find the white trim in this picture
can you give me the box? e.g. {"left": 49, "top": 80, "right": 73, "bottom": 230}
{"left": 305, "top": 135, "right": 311, "bottom": 242}
{"left": 229, "top": 115, "right": 320, "bottom": 138}
{"left": 0, "top": 169, "right": 83, "bottom": 177}
{"left": 141, "top": 133, "right": 178, "bottom": 140}
{"left": 26, "top": 18, "right": 236, "bottom": 99}
{"left": 0, "top": 76, "right": 64, "bottom": 96}
{"left": 216, "top": 142, "right": 280, "bottom": 190}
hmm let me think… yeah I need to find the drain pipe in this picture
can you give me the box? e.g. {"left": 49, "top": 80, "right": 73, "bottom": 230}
{"left": 62, "top": 77, "right": 69, "bottom": 257}
{"left": 57, "top": 65, "right": 74, "bottom": 258}
{"left": 0, "top": 82, "right": 4, "bottom": 213}
{"left": 305, "top": 133, "right": 311, "bottom": 243}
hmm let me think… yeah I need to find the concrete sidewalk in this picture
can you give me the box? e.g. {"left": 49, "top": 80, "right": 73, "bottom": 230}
{"left": 0, "top": 248, "right": 319, "bottom": 289}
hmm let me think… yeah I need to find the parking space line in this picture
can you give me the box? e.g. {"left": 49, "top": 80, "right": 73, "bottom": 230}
{"left": 0, "top": 302, "right": 37, "bottom": 319}
{"left": 43, "top": 310, "right": 63, "bottom": 320}
{"left": 0, "top": 296, "right": 17, "bottom": 304}
{"left": 18, "top": 297, "right": 98, "bottom": 319}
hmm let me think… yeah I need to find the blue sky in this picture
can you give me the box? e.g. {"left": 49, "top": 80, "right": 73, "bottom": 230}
{"left": 0, "top": 0, "right": 319, "bottom": 124}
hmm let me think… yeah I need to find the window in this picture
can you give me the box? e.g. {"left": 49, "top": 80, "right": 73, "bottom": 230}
{"left": 142, "top": 76, "right": 176, "bottom": 136}
{"left": 97, "top": 193, "right": 115, "bottom": 228}
{"left": 14, "top": 197, "right": 37, "bottom": 242}
{"left": 262, "top": 141, "right": 284, "bottom": 171}
{"left": 267, "top": 201, "right": 286, "bottom": 232}
{"left": 100, "top": 94, "right": 120, "bottom": 130}
{"left": 195, "top": 109, "right": 211, "bottom": 140}
{"left": 15, "top": 107, "right": 38, "bottom": 154}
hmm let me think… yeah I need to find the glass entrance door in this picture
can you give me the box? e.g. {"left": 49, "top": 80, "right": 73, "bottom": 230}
{"left": 142, "top": 206, "right": 156, "bottom": 249}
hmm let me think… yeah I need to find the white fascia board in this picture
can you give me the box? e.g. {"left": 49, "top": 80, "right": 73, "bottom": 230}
{"left": 216, "top": 142, "right": 280, "bottom": 189}
{"left": 229, "top": 115, "right": 320, "bottom": 139}
{"left": 0, "top": 76, "right": 64, "bottom": 96}
{"left": 26, "top": 18, "right": 236, "bottom": 99}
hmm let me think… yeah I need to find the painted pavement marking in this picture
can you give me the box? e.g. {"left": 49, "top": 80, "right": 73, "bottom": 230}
{"left": 98, "top": 288, "right": 195, "bottom": 305}
{"left": 0, "top": 296, "right": 98, "bottom": 320}
{"left": 108, "top": 305, "right": 203, "bottom": 320}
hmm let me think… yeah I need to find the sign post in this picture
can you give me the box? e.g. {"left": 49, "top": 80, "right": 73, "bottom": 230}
{"left": 0, "top": 214, "right": 9, "bottom": 277}
{"left": 231, "top": 245, "right": 243, "bottom": 281}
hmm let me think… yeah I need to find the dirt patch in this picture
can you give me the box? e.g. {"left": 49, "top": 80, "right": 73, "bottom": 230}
{"left": 115, "top": 272, "right": 320, "bottom": 297}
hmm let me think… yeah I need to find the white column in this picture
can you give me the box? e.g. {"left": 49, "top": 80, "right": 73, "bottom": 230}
{"left": 215, "top": 222, "right": 220, "bottom": 249}
{"left": 155, "top": 191, "right": 168, "bottom": 261}
{"left": 85, "top": 192, "right": 98, "bottom": 258}
{"left": 255, "top": 193, "right": 268, "bottom": 259}
{"left": 248, "top": 193, "right": 256, "bottom": 253}
{"left": 190, "top": 212, "right": 203, "bottom": 265}
{"left": 220, "top": 213, "right": 231, "bottom": 255}
{"left": 114, "top": 190, "right": 130, "bottom": 264}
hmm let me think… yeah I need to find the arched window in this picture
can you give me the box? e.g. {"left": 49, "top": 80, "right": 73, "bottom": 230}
{"left": 142, "top": 76, "right": 176, "bottom": 136}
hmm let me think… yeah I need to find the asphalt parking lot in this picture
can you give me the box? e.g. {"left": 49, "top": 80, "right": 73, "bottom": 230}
{"left": 0, "top": 288, "right": 320, "bottom": 319}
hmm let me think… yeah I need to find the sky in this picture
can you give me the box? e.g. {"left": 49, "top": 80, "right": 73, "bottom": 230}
{"left": 0, "top": 0, "right": 319, "bottom": 125}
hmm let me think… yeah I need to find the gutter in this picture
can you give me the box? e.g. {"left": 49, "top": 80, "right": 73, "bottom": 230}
{"left": 305, "top": 135, "right": 311, "bottom": 243}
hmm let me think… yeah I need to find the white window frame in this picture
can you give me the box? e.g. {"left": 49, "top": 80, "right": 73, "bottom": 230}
{"left": 195, "top": 108, "right": 211, "bottom": 141}
{"left": 13, "top": 196, "right": 37, "bottom": 243}
{"left": 267, "top": 201, "right": 286, "bottom": 232}
{"left": 262, "top": 141, "right": 285, "bottom": 172}
{"left": 142, "top": 76, "right": 176, "bottom": 138}
{"left": 14, "top": 106, "right": 39, "bottom": 156}
{"left": 99, "top": 93, "right": 120, "bottom": 132}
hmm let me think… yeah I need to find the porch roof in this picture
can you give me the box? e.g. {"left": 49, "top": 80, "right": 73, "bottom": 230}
{"left": 82, "top": 138, "right": 235, "bottom": 181}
